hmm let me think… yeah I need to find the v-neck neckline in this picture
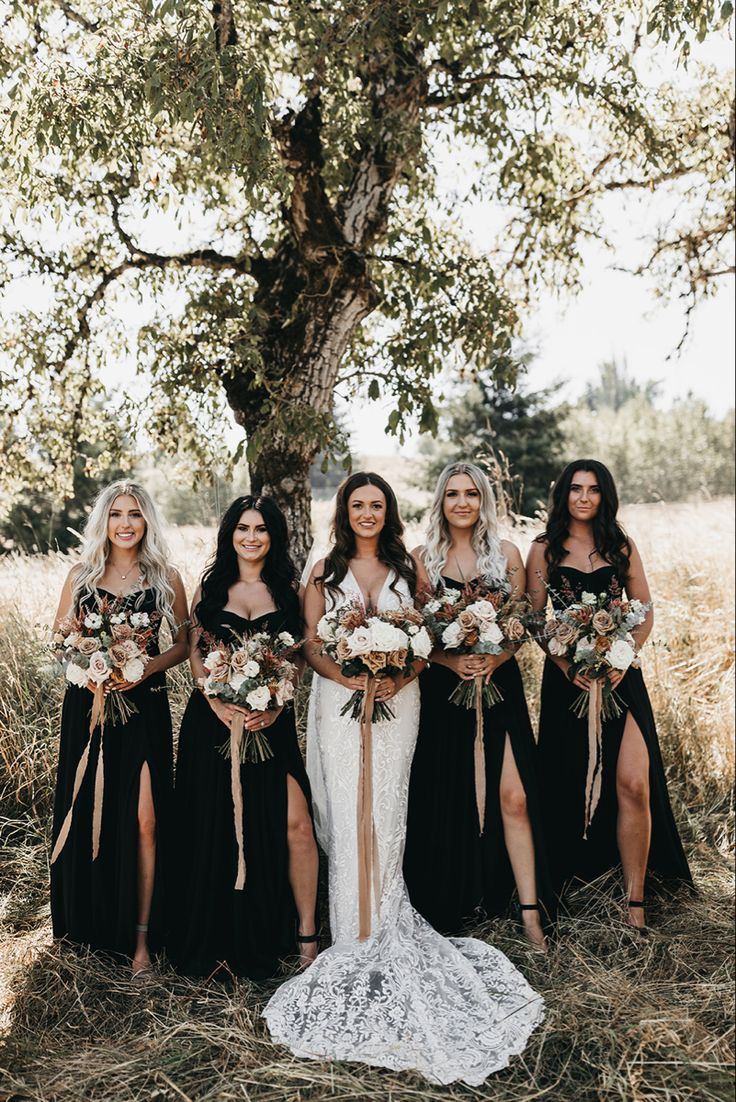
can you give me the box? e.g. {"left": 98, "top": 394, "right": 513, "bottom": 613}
{"left": 346, "top": 565, "right": 392, "bottom": 610}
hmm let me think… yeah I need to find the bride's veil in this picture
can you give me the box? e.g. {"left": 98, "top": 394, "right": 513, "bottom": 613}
{"left": 302, "top": 494, "right": 336, "bottom": 848}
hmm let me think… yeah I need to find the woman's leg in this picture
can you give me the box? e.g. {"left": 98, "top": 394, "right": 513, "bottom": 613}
{"left": 499, "top": 736, "right": 546, "bottom": 949}
{"left": 616, "top": 713, "right": 651, "bottom": 927}
{"left": 286, "top": 775, "right": 320, "bottom": 966}
{"left": 133, "top": 762, "right": 156, "bottom": 973}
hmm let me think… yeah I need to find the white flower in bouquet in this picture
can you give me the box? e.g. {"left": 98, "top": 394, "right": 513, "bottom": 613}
{"left": 246, "top": 685, "right": 272, "bottom": 711}
{"left": 84, "top": 613, "right": 103, "bottom": 629}
{"left": 548, "top": 635, "right": 568, "bottom": 657}
{"left": 317, "top": 615, "right": 337, "bottom": 642}
{"left": 204, "top": 650, "right": 226, "bottom": 671}
{"left": 242, "top": 659, "right": 260, "bottom": 677}
{"left": 275, "top": 679, "right": 295, "bottom": 706}
{"left": 465, "top": 599, "right": 497, "bottom": 623}
{"left": 65, "top": 662, "right": 89, "bottom": 688}
{"left": 479, "top": 621, "right": 504, "bottom": 646}
{"left": 442, "top": 621, "right": 464, "bottom": 648}
{"left": 230, "top": 671, "right": 247, "bottom": 692}
{"left": 443, "top": 589, "right": 462, "bottom": 603}
{"left": 87, "top": 652, "right": 111, "bottom": 683}
{"left": 122, "top": 657, "right": 145, "bottom": 683}
{"left": 581, "top": 592, "right": 597, "bottom": 606}
{"left": 368, "top": 618, "right": 408, "bottom": 651}
{"left": 110, "top": 613, "right": 126, "bottom": 624}
{"left": 130, "top": 612, "right": 150, "bottom": 627}
{"left": 411, "top": 626, "right": 432, "bottom": 659}
{"left": 64, "top": 632, "right": 82, "bottom": 649}
{"left": 574, "top": 640, "right": 596, "bottom": 663}
{"left": 278, "top": 631, "right": 296, "bottom": 646}
{"left": 347, "top": 625, "right": 374, "bottom": 655}
{"left": 608, "top": 639, "right": 636, "bottom": 670}
{"left": 424, "top": 599, "right": 441, "bottom": 614}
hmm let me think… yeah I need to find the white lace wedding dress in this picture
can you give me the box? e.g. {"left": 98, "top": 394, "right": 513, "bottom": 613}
{"left": 263, "top": 569, "right": 544, "bottom": 1085}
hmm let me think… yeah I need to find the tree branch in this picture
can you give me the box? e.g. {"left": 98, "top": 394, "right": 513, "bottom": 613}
{"left": 212, "top": 0, "right": 237, "bottom": 52}
{"left": 57, "top": 1, "right": 99, "bottom": 32}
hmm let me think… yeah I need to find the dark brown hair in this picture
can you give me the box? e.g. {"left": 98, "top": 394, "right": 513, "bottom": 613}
{"left": 316, "top": 472, "right": 416, "bottom": 599}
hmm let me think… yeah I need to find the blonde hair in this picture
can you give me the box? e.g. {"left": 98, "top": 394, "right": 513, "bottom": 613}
{"left": 71, "top": 480, "right": 176, "bottom": 625}
{"left": 423, "top": 462, "right": 508, "bottom": 589}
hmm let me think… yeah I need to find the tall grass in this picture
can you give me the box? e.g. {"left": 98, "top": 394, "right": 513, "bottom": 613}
{"left": 0, "top": 500, "right": 733, "bottom": 1101}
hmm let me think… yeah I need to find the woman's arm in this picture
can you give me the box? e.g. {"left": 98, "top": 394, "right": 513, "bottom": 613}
{"left": 302, "top": 562, "right": 367, "bottom": 691}
{"left": 52, "top": 566, "right": 79, "bottom": 633}
{"left": 624, "top": 540, "right": 653, "bottom": 648}
{"left": 526, "top": 539, "right": 591, "bottom": 690}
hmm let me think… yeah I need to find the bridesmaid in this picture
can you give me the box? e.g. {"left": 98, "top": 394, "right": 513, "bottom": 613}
{"left": 171, "top": 495, "right": 318, "bottom": 978}
{"left": 527, "top": 459, "right": 692, "bottom": 927}
{"left": 404, "top": 462, "right": 553, "bottom": 949}
{"left": 51, "top": 480, "right": 189, "bottom": 975}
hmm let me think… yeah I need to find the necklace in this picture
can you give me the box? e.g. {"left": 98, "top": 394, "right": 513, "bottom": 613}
{"left": 110, "top": 560, "right": 143, "bottom": 582}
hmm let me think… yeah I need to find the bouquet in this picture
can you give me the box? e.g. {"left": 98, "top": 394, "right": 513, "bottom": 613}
{"left": 50, "top": 597, "right": 159, "bottom": 728}
{"left": 316, "top": 601, "right": 433, "bottom": 722}
{"left": 49, "top": 596, "right": 160, "bottom": 865}
{"left": 198, "top": 629, "right": 301, "bottom": 763}
{"left": 420, "top": 578, "right": 532, "bottom": 836}
{"left": 543, "top": 579, "right": 650, "bottom": 721}
{"left": 198, "top": 627, "right": 301, "bottom": 891}
{"left": 542, "top": 578, "right": 650, "bottom": 835}
{"left": 316, "top": 600, "right": 432, "bottom": 938}
{"left": 421, "top": 579, "right": 532, "bottom": 708}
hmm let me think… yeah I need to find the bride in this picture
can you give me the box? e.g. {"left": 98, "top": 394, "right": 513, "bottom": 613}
{"left": 263, "top": 472, "right": 543, "bottom": 1085}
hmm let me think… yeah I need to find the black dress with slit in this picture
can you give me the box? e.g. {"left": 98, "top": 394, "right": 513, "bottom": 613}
{"left": 50, "top": 587, "right": 173, "bottom": 959}
{"left": 170, "top": 608, "right": 313, "bottom": 980}
{"left": 537, "top": 564, "right": 692, "bottom": 895}
{"left": 403, "top": 576, "right": 555, "bottom": 934}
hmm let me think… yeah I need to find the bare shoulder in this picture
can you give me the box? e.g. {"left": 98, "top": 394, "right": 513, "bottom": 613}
{"left": 308, "top": 558, "right": 326, "bottom": 585}
{"left": 500, "top": 538, "right": 522, "bottom": 560}
{"left": 410, "top": 544, "right": 426, "bottom": 563}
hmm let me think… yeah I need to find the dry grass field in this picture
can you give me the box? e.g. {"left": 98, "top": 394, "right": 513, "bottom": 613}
{"left": 0, "top": 497, "right": 733, "bottom": 1101}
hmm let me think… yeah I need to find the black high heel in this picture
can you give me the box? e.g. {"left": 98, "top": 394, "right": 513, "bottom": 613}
{"left": 627, "top": 899, "right": 649, "bottom": 936}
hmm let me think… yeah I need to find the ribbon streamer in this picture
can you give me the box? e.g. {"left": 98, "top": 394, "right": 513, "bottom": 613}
{"left": 583, "top": 678, "right": 604, "bottom": 839}
{"left": 357, "top": 678, "right": 380, "bottom": 941}
{"left": 51, "top": 683, "right": 106, "bottom": 865}
{"left": 474, "top": 675, "right": 487, "bottom": 836}
{"left": 230, "top": 712, "right": 247, "bottom": 890}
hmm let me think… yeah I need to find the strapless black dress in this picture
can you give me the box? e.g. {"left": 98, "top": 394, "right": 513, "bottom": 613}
{"left": 50, "top": 587, "right": 174, "bottom": 959}
{"left": 170, "top": 608, "right": 314, "bottom": 979}
{"left": 403, "top": 576, "right": 555, "bottom": 933}
{"left": 537, "top": 564, "right": 692, "bottom": 894}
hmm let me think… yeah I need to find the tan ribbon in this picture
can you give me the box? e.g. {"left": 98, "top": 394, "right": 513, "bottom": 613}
{"left": 583, "top": 678, "right": 604, "bottom": 839}
{"left": 51, "top": 683, "right": 106, "bottom": 865}
{"left": 474, "top": 676, "right": 487, "bottom": 837}
{"left": 357, "top": 679, "right": 381, "bottom": 941}
{"left": 230, "top": 712, "right": 247, "bottom": 890}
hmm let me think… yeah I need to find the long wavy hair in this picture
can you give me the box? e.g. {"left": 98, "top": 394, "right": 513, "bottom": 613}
{"left": 536, "top": 459, "right": 632, "bottom": 577}
{"left": 71, "top": 480, "right": 176, "bottom": 625}
{"left": 423, "top": 462, "right": 508, "bottom": 589}
{"left": 316, "top": 472, "right": 416, "bottom": 598}
{"left": 195, "top": 495, "right": 300, "bottom": 632}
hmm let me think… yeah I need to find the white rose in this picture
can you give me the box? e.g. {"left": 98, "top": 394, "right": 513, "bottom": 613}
{"left": 574, "top": 641, "right": 596, "bottom": 663}
{"left": 243, "top": 660, "right": 260, "bottom": 678}
{"left": 608, "top": 639, "right": 636, "bottom": 670}
{"left": 581, "top": 593, "right": 597, "bottom": 606}
{"left": 277, "top": 631, "right": 295, "bottom": 646}
{"left": 275, "top": 679, "right": 295, "bottom": 706}
{"left": 246, "top": 685, "right": 272, "bottom": 711}
{"left": 368, "top": 619, "right": 407, "bottom": 652}
{"left": 122, "top": 657, "right": 145, "bottom": 683}
{"left": 479, "top": 622, "right": 504, "bottom": 645}
{"left": 441, "top": 621, "right": 464, "bottom": 648}
{"left": 65, "top": 662, "right": 89, "bottom": 688}
{"left": 230, "top": 672, "right": 247, "bottom": 692}
{"left": 465, "top": 600, "right": 497, "bottom": 623}
{"left": 548, "top": 636, "right": 568, "bottom": 657}
{"left": 84, "top": 613, "right": 103, "bottom": 629}
{"left": 347, "top": 625, "right": 373, "bottom": 655}
{"left": 130, "top": 612, "right": 150, "bottom": 627}
{"left": 87, "top": 652, "right": 111, "bottom": 683}
{"left": 204, "top": 650, "right": 226, "bottom": 671}
{"left": 317, "top": 615, "right": 336, "bottom": 642}
{"left": 411, "top": 626, "right": 432, "bottom": 659}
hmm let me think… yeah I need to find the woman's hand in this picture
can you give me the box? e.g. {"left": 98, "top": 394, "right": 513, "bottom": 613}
{"left": 607, "top": 668, "right": 625, "bottom": 689}
{"left": 243, "top": 706, "right": 283, "bottom": 732}
{"left": 444, "top": 654, "right": 491, "bottom": 681}
{"left": 207, "top": 697, "right": 249, "bottom": 730}
{"left": 374, "top": 674, "right": 399, "bottom": 702}
{"left": 337, "top": 671, "right": 369, "bottom": 692}
{"left": 564, "top": 663, "right": 592, "bottom": 691}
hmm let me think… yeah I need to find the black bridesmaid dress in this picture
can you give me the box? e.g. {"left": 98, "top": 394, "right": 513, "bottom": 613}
{"left": 170, "top": 608, "right": 313, "bottom": 980}
{"left": 404, "top": 576, "right": 555, "bottom": 934}
{"left": 51, "top": 588, "right": 173, "bottom": 959}
{"left": 537, "top": 564, "right": 692, "bottom": 895}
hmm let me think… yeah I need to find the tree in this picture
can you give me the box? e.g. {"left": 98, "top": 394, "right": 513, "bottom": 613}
{"left": 421, "top": 376, "right": 568, "bottom": 515}
{"left": 1, "top": 1, "right": 733, "bottom": 559}
{"left": 582, "top": 360, "right": 662, "bottom": 413}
